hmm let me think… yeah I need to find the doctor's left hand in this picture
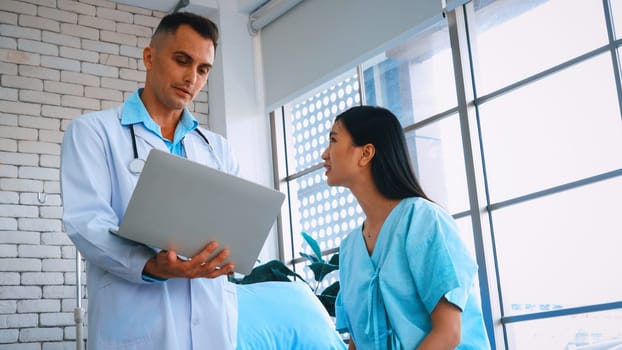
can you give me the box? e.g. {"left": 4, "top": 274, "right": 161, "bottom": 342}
{"left": 143, "top": 241, "right": 235, "bottom": 280}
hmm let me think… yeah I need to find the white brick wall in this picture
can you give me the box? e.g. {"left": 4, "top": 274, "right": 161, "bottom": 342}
{"left": 0, "top": 1, "right": 211, "bottom": 348}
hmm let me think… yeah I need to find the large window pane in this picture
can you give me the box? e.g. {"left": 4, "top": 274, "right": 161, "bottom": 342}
{"left": 478, "top": 54, "right": 622, "bottom": 203}
{"left": 405, "top": 115, "right": 469, "bottom": 214}
{"left": 493, "top": 176, "right": 622, "bottom": 316}
{"left": 455, "top": 216, "right": 476, "bottom": 262}
{"left": 505, "top": 309, "right": 622, "bottom": 349}
{"left": 362, "top": 17, "right": 456, "bottom": 123}
{"left": 471, "top": 0, "right": 608, "bottom": 95}
{"left": 284, "top": 71, "right": 359, "bottom": 174}
{"left": 611, "top": 0, "right": 622, "bottom": 38}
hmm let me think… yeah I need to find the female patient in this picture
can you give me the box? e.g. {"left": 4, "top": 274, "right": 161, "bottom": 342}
{"left": 322, "top": 106, "right": 490, "bottom": 349}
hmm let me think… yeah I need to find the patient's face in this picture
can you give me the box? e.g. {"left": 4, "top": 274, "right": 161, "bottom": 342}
{"left": 322, "top": 120, "right": 363, "bottom": 188}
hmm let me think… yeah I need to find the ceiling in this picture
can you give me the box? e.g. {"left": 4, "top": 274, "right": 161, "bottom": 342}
{"left": 110, "top": 0, "right": 267, "bottom": 14}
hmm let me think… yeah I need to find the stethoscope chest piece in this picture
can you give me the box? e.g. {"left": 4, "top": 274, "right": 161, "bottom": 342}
{"left": 128, "top": 158, "right": 145, "bottom": 175}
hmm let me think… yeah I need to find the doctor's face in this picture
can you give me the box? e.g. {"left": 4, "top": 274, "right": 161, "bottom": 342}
{"left": 321, "top": 120, "right": 364, "bottom": 188}
{"left": 143, "top": 24, "right": 214, "bottom": 112}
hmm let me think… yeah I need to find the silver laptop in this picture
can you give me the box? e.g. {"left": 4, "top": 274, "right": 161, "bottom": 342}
{"left": 115, "top": 149, "right": 285, "bottom": 275}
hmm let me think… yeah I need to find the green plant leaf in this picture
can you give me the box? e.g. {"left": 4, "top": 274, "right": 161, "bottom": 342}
{"left": 301, "top": 231, "right": 323, "bottom": 262}
{"left": 328, "top": 252, "right": 339, "bottom": 266}
{"left": 317, "top": 294, "right": 337, "bottom": 317}
{"left": 236, "top": 259, "right": 306, "bottom": 285}
{"left": 318, "top": 281, "right": 339, "bottom": 317}
{"left": 321, "top": 281, "right": 340, "bottom": 298}
{"left": 317, "top": 294, "right": 336, "bottom": 317}
{"left": 308, "top": 261, "right": 338, "bottom": 282}
{"left": 299, "top": 252, "right": 320, "bottom": 263}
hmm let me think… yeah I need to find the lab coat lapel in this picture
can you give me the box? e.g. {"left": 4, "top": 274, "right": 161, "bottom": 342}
{"left": 184, "top": 131, "right": 218, "bottom": 168}
{"left": 184, "top": 134, "right": 200, "bottom": 162}
{"left": 133, "top": 124, "right": 168, "bottom": 154}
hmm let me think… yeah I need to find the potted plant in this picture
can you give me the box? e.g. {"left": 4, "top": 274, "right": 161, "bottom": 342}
{"left": 231, "top": 232, "right": 340, "bottom": 316}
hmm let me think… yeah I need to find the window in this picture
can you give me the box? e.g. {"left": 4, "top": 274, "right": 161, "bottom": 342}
{"left": 360, "top": 18, "right": 470, "bottom": 216}
{"left": 477, "top": 53, "right": 622, "bottom": 202}
{"left": 273, "top": 71, "right": 363, "bottom": 282}
{"left": 612, "top": 0, "right": 622, "bottom": 39}
{"left": 471, "top": 0, "right": 608, "bottom": 96}
{"left": 271, "top": 0, "right": 622, "bottom": 348}
{"left": 469, "top": 0, "right": 622, "bottom": 348}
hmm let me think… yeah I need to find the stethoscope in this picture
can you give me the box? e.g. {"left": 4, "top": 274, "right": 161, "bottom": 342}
{"left": 128, "top": 123, "right": 214, "bottom": 175}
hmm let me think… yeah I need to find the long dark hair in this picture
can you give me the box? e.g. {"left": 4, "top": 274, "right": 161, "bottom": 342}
{"left": 335, "top": 105, "right": 430, "bottom": 201}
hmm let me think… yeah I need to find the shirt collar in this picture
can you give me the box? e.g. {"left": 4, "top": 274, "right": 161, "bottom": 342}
{"left": 174, "top": 109, "right": 199, "bottom": 145}
{"left": 121, "top": 88, "right": 199, "bottom": 144}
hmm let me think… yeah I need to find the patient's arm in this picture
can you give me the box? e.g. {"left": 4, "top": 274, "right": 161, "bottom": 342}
{"left": 348, "top": 339, "right": 356, "bottom": 350}
{"left": 417, "top": 297, "right": 461, "bottom": 349}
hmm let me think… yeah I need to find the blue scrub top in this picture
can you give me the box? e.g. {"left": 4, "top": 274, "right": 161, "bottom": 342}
{"left": 335, "top": 197, "right": 491, "bottom": 349}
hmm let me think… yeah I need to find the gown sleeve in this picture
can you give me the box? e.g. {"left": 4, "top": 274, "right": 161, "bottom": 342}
{"left": 405, "top": 202, "right": 478, "bottom": 314}
{"left": 334, "top": 289, "right": 350, "bottom": 332}
{"left": 335, "top": 234, "right": 352, "bottom": 334}
{"left": 61, "top": 115, "right": 155, "bottom": 284}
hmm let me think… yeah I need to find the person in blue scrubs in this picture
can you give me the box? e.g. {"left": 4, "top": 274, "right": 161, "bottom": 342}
{"left": 61, "top": 13, "right": 240, "bottom": 349}
{"left": 322, "top": 106, "right": 491, "bottom": 349}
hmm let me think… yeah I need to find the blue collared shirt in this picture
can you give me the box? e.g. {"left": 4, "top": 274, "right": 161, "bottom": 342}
{"left": 120, "top": 89, "right": 199, "bottom": 158}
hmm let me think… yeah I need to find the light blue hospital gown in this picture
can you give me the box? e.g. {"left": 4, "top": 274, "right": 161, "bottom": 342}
{"left": 335, "top": 197, "right": 491, "bottom": 349}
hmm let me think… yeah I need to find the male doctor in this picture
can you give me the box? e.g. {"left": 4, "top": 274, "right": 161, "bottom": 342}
{"left": 61, "top": 12, "right": 239, "bottom": 349}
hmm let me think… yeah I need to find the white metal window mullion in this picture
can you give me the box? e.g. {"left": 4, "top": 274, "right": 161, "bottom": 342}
{"left": 446, "top": 4, "right": 504, "bottom": 349}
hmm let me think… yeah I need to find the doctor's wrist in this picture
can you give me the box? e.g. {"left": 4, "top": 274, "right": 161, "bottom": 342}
{"left": 142, "top": 257, "right": 168, "bottom": 283}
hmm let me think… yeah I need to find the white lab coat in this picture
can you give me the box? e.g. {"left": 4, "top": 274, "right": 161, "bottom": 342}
{"left": 61, "top": 101, "right": 239, "bottom": 350}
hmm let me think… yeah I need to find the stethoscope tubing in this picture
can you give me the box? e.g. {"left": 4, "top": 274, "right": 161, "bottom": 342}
{"left": 128, "top": 124, "right": 213, "bottom": 175}
{"left": 130, "top": 123, "right": 139, "bottom": 159}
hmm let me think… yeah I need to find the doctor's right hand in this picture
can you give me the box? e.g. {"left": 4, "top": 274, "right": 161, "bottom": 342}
{"left": 142, "top": 241, "right": 235, "bottom": 280}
